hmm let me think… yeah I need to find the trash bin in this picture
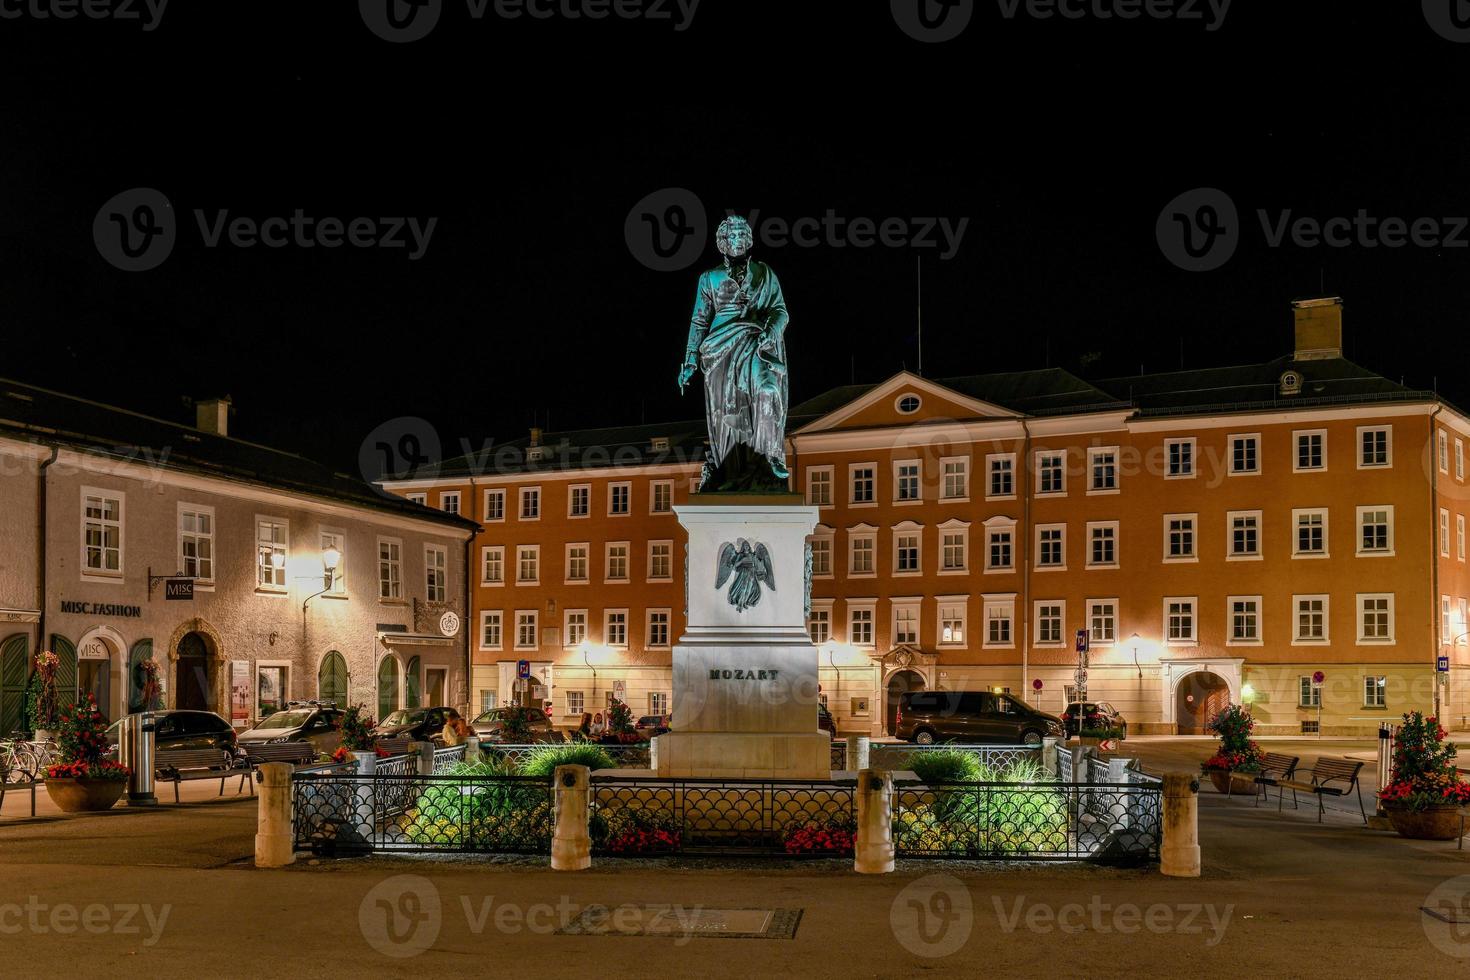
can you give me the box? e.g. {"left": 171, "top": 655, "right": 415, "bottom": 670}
{"left": 119, "top": 711, "right": 157, "bottom": 806}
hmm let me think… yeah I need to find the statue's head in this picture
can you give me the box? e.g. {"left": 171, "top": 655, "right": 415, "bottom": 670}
{"left": 716, "top": 215, "right": 754, "bottom": 260}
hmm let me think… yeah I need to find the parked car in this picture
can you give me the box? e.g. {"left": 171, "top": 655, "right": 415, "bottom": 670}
{"left": 817, "top": 703, "right": 837, "bottom": 737}
{"left": 106, "top": 709, "right": 239, "bottom": 757}
{"left": 635, "top": 714, "right": 671, "bottom": 735}
{"left": 237, "top": 701, "right": 344, "bottom": 752}
{"left": 895, "top": 691, "right": 1064, "bottom": 746}
{"left": 470, "top": 706, "right": 564, "bottom": 743}
{"left": 1061, "top": 701, "right": 1128, "bottom": 739}
{"left": 371, "top": 706, "right": 452, "bottom": 743}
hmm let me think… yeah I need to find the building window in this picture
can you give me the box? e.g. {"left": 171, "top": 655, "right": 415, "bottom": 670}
{"left": 568, "top": 485, "right": 590, "bottom": 518}
{"left": 1035, "top": 602, "right": 1064, "bottom": 645}
{"left": 850, "top": 464, "right": 876, "bottom": 505}
{"left": 811, "top": 536, "right": 833, "bottom": 577}
{"left": 1364, "top": 675, "right": 1387, "bottom": 708}
{"left": 519, "top": 487, "right": 540, "bottom": 520}
{"left": 986, "top": 527, "right": 1014, "bottom": 571}
{"left": 1460, "top": 515, "right": 1467, "bottom": 562}
{"left": 1087, "top": 520, "right": 1117, "bottom": 567}
{"left": 608, "top": 482, "right": 631, "bottom": 516}
{"left": 377, "top": 537, "right": 401, "bottom": 599}
{"left": 517, "top": 545, "right": 540, "bottom": 585}
{"left": 515, "top": 611, "right": 538, "bottom": 650}
{"left": 440, "top": 491, "right": 461, "bottom": 514}
{"left": 1165, "top": 438, "right": 1195, "bottom": 478}
{"left": 1228, "top": 511, "right": 1260, "bottom": 559}
{"left": 257, "top": 665, "right": 288, "bottom": 718}
{"left": 894, "top": 461, "right": 921, "bottom": 503}
{"left": 1229, "top": 434, "right": 1259, "bottom": 475}
{"left": 850, "top": 607, "right": 875, "bottom": 646}
{"left": 987, "top": 454, "right": 1015, "bottom": 499}
{"left": 1087, "top": 600, "right": 1116, "bottom": 643}
{"left": 1037, "top": 525, "right": 1066, "bottom": 569}
{"left": 605, "top": 543, "right": 629, "bottom": 582}
{"left": 1293, "top": 595, "right": 1328, "bottom": 643}
{"left": 939, "top": 602, "right": 966, "bottom": 645}
{"left": 1164, "top": 514, "right": 1196, "bottom": 561}
{"left": 480, "top": 611, "right": 503, "bottom": 650}
{"left": 1037, "top": 451, "right": 1066, "bottom": 495}
{"left": 1358, "top": 594, "right": 1394, "bottom": 644}
{"left": 566, "top": 690, "right": 585, "bottom": 716}
{"left": 893, "top": 606, "right": 919, "bottom": 645}
{"left": 81, "top": 489, "right": 124, "bottom": 576}
{"left": 648, "top": 541, "right": 673, "bottom": 581}
{"left": 483, "top": 488, "right": 506, "bottom": 522}
{"left": 1088, "top": 448, "right": 1118, "bottom": 492}
{"left": 406, "top": 492, "right": 426, "bottom": 506}
{"left": 1294, "top": 430, "right": 1326, "bottom": 472}
{"left": 320, "top": 531, "right": 345, "bottom": 594}
{"left": 850, "top": 531, "right": 876, "bottom": 576}
{"left": 940, "top": 528, "right": 967, "bottom": 572}
{"left": 1299, "top": 676, "right": 1321, "bottom": 708}
{"left": 1229, "top": 597, "right": 1260, "bottom": 644}
{"left": 566, "top": 543, "right": 589, "bottom": 583}
{"left": 1443, "top": 595, "right": 1453, "bottom": 640}
{"left": 808, "top": 608, "right": 831, "bottom": 644}
{"left": 807, "top": 467, "right": 833, "bottom": 506}
{"left": 984, "top": 598, "right": 1014, "bottom": 648}
{"left": 643, "top": 609, "right": 670, "bottom": 648}
{"left": 1165, "top": 597, "right": 1197, "bottom": 644}
{"left": 565, "top": 610, "right": 587, "bottom": 647}
{"left": 1441, "top": 430, "right": 1451, "bottom": 473}
{"left": 425, "top": 545, "right": 447, "bottom": 602}
{"left": 649, "top": 692, "right": 670, "bottom": 715}
{"left": 1442, "top": 509, "right": 1452, "bottom": 557}
{"left": 1293, "top": 509, "right": 1328, "bottom": 557}
{"left": 1357, "top": 507, "right": 1393, "bottom": 555}
{"left": 650, "top": 480, "right": 674, "bottom": 514}
{"left": 604, "top": 610, "right": 628, "bottom": 647}
{"left": 179, "top": 505, "right": 214, "bottom": 583}
{"left": 256, "top": 519, "right": 287, "bottom": 590}
{"left": 482, "top": 546, "right": 504, "bottom": 585}
{"left": 1358, "top": 426, "right": 1391, "bottom": 468}
{"left": 941, "top": 457, "right": 969, "bottom": 500}
{"left": 894, "top": 530, "right": 921, "bottom": 574}
{"left": 1459, "top": 439, "right": 1466, "bottom": 482}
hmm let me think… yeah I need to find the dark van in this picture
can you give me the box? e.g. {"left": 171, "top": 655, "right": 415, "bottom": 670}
{"left": 895, "top": 691, "right": 1063, "bottom": 746}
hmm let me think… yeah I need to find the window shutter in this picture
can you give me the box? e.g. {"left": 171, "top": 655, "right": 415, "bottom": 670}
{"left": 0, "top": 634, "right": 28, "bottom": 736}
{"left": 50, "top": 634, "right": 78, "bottom": 713}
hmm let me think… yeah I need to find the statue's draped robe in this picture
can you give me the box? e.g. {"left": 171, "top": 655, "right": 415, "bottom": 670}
{"left": 685, "top": 260, "right": 790, "bottom": 475}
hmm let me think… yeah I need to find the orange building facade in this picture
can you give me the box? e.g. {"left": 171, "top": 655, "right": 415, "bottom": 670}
{"left": 385, "top": 298, "right": 1470, "bottom": 736}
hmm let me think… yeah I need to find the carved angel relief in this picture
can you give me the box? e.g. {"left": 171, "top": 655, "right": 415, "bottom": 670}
{"left": 715, "top": 539, "right": 775, "bottom": 612}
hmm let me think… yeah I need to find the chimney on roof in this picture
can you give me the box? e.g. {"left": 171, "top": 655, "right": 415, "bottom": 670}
{"left": 1291, "top": 297, "right": 1344, "bottom": 361}
{"left": 529, "top": 427, "right": 542, "bottom": 447}
{"left": 195, "top": 396, "right": 231, "bottom": 436}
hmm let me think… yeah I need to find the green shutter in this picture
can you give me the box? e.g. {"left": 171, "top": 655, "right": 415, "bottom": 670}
{"left": 128, "top": 639, "right": 153, "bottom": 713}
{"left": 406, "top": 656, "right": 422, "bottom": 708}
{"left": 318, "top": 651, "right": 348, "bottom": 709}
{"left": 0, "top": 634, "right": 28, "bottom": 736}
{"left": 50, "top": 634, "right": 77, "bottom": 713}
{"left": 377, "top": 658, "right": 398, "bottom": 721}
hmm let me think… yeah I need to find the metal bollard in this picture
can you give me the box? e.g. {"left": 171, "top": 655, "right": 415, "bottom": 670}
{"left": 1376, "top": 723, "right": 1395, "bottom": 815}
{"left": 1161, "top": 772, "right": 1200, "bottom": 878}
{"left": 854, "top": 768, "right": 894, "bottom": 874}
{"left": 254, "top": 762, "right": 296, "bottom": 868}
{"left": 551, "top": 764, "right": 591, "bottom": 871}
{"left": 120, "top": 711, "right": 158, "bottom": 806}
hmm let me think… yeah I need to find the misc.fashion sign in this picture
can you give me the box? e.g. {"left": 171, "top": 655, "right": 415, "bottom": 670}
{"left": 58, "top": 600, "right": 142, "bottom": 619}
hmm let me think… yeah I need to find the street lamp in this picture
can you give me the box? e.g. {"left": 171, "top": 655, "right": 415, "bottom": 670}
{"left": 1129, "top": 632, "right": 1142, "bottom": 678}
{"left": 302, "top": 545, "right": 343, "bottom": 614}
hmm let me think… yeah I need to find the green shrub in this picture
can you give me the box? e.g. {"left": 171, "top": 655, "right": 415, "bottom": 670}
{"left": 402, "top": 756, "right": 551, "bottom": 849}
{"left": 516, "top": 743, "right": 617, "bottom": 778}
{"left": 909, "top": 749, "right": 983, "bottom": 784}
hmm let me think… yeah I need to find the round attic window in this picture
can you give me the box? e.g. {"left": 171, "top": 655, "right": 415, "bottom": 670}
{"left": 1279, "top": 370, "right": 1303, "bottom": 396}
{"left": 896, "top": 394, "right": 922, "bottom": 414}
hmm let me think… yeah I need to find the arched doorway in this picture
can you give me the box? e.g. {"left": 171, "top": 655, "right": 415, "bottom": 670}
{"left": 377, "top": 655, "right": 400, "bottom": 721}
{"left": 175, "top": 632, "right": 211, "bottom": 711}
{"left": 318, "top": 651, "right": 348, "bottom": 709}
{"left": 886, "top": 669, "right": 927, "bottom": 736}
{"left": 75, "top": 633, "right": 117, "bottom": 723}
{"left": 127, "top": 639, "right": 156, "bottom": 713}
{"left": 1176, "top": 671, "right": 1231, "bottom": 734}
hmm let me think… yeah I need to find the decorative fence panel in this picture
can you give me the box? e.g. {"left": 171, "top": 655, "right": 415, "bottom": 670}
{"left": 481, "top": 743, "right": 652, "bottom": 770}
{"left": 871, "top": 743, "right": 1042, "bottom": 773}
{"left": 433, "top": 745, "right": 467, "bottom": 772}
{"left": 590, "top": 778, "right": 858, "bottom": 857}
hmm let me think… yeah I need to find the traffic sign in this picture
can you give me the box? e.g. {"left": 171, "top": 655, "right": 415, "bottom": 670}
{"left": 1075, "top": 629, "right": 1090, "bottom": 654}
{"left": 1439, "top": 655, "right": 1451, "bottom": 673}
{"left": 1032, "top": 678, "right": 1043, "bottom": 691}
{"left": 517, "top": 660, "right": 531, "bottom": 680}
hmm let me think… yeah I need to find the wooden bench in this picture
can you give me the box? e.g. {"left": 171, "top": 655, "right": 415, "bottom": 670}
{"left": 155, "top": 749, "right": 247, "bottom": 804}
{"left": 1252, "top": 752, "right": 1300, "bottom": 806}
{"left": 242, "top": 743, "right": 318, "bottom": 793}
{"left": 1275, "top": 756, "right": 1367, "bottom": 824}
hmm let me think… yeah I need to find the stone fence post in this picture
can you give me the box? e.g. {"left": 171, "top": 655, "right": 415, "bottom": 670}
{"left": 845, "top": 734, "right": 871, "bottom": 772}
{"left": 551, "top": 764, "right": 591, "bottom": 871}
{"left": 854, "top": 769, "right": 894, "bottom": 874}
{"left": 412, "top": 740, "right": 436, "bottom": 776}
{"left": 464, "top": 735, "right": 481, "bottom": 765}
{"left": 1161, "top": 772, "right": 1201, "bottom": 878}
{"left": 1042, "top": 736, "right": 1059, "bottom": 776}
{"left": 254, "top": 762, "right": 295, "bottom": 868}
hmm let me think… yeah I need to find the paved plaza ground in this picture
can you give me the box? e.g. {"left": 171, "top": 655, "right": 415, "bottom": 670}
{"left": 2, "top": 737, "right": 1469, "bottom": 977}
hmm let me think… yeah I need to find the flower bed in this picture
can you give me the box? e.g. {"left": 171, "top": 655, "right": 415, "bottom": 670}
{"left": 1379, "top": 712, "right": 1470, "bottom": 839}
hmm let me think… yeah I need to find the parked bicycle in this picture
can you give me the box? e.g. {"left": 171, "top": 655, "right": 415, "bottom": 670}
{"left": 0, "top": 733, "right": 56, "bottom": 784}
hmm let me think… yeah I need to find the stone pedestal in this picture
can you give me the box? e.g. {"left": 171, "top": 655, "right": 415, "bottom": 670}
{"left": 653, "top": 498, "right": 830, "bottom": 779}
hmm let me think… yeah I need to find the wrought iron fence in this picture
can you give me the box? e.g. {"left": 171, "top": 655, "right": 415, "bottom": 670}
{"left": 292, "top": 771, "right": 553, "bottom": 855}
{"left": 871, "top": 743, "right": 1041, "bottom": 773}
{"left": 590, "top": 777, "right": 857, "bottom": 857}
{"left": 433, "top": 745, "right": 467, "bottom": 772}
{"left": 893, "top": 779, "right": 1161, "bottom": 861}
{"left": 831, "top": 740, "right": 848, "bottom": 770}
{"left": 480, "top": 742, "right": 652, "bottom": 770}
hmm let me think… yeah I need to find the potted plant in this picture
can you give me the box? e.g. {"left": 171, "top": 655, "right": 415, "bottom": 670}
{"left": 1378, "top": 712, "right": 1470, "bottom": 840}
{"left": 599, "top": 699, "right": 638, "bottom": 745}
{"left": 28, "top": 651, "right": 61, "bottom": 742}
{"left": 1200, "top": 703, "right": 1265, "bottom": 795}
{"left": 43, "top": 693, "right": 130, "bottom": 812}
{"left": 339, "top": 704, "right": 375, "bottom": 764}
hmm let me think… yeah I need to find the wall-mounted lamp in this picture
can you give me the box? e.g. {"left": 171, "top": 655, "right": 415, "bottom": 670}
{"left": 303, "top": 546, "right": 343, "bottom": 614}
{"left": 1129, "top": 632, "right": 1142, "bottom": 678}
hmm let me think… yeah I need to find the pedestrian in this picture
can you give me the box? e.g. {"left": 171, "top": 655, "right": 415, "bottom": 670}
{"left": 441, "top": 708, "right": 473, "bottom": 746}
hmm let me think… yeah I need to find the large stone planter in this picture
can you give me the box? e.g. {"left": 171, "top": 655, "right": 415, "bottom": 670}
{"left": 1384, "top": 803, "right": 1465, "bottom": 841}
{"left": 1204, "top": 769, "right": 1258, "bottom": 796}
{"left": 45, "top": 776, "right": 126, "bottom": 812}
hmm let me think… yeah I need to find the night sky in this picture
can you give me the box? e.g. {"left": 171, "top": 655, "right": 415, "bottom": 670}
{"left": 3, "top": 1, "right": 1468, "bottom": 478}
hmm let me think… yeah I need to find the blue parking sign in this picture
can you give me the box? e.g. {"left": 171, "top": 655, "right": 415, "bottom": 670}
{"left": 1438, "top": 655, "right": 1450, "bottom": 673}
{"left": 517, "top": 659, "right": 531, "bottom": 679}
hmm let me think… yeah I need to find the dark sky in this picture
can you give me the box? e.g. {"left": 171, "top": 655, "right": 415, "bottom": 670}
{"left": 2, "top": 1, "right": 1468, "bottom": 477}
